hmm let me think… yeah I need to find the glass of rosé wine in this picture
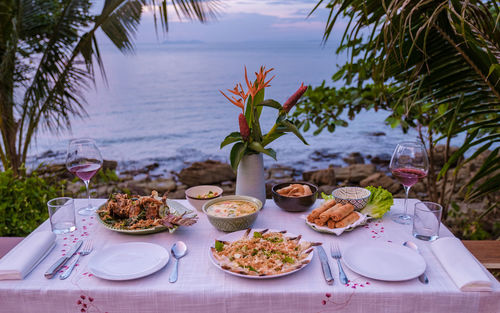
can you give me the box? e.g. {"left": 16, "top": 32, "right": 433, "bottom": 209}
{"left": 65, "top": 138, "right": 103, "bottom": 216}
{"left": 389, "top": 141, "right": 429, "bottom": 224}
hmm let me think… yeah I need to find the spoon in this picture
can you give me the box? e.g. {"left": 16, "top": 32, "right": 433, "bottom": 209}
{"left": 403, "top": 241, "right": 429, "bottom": 284}
{"left": 169, "top": 241, "right": 187, "bottom": 283}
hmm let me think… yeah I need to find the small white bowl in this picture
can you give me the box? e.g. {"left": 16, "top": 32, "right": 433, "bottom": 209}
{"left": 185, "top": 185, "right": 223, "bottom": 211}
{"left": 332, "top": 187, "right": 371, "bottom": 210}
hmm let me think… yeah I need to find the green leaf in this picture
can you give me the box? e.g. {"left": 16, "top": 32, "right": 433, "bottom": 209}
{"left": 261, "top": 132, "right": 286, "bottom": 147}
{"left": 229, "top": 142, "right": 247, "bottom": 171}
{"left": 248, "top": 142, "right": 277, "bottom": 160}
{"left": 220, "top": 132, "right": 243, "bottom": 149}
{"left": 257, "top": 99, "right": 282, "bottom": 110}
{"left": 253, "top": 231, "right": 262, "bottom": 238}
{"left": 215, "top": 240, "right": 224, "bottom": 252}
{"left": 280, "top": 120, "right": 308, "bottom": 145}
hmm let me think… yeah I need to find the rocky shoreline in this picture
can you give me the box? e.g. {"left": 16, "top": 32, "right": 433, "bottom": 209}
{"left": 37, "top": 145, "right": 479, "bottom": 204}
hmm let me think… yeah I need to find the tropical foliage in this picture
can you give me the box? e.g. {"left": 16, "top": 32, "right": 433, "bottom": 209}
{"left": 294, "top": 0, "right": 500, "bottom": 218}
{"left": 220, "top": 66, "right": 309, "bottom": 170}
{"left": 0, "top": 0, "right": 218, "bottom": 176}
{"left": 0, "top": 168, "right": 58, "bottom": 236}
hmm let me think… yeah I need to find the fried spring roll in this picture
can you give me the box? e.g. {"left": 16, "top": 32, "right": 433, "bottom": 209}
{"left": 326, "top": 219, "right": 336, "bottom": 229}
{"left": 307, "top": 199, "right": 336, "bottom": 222}
{"left": 318, "top": 203, "right": 344, "bottom": 224}
{"left": 331, "top": 203, "right": 355, "bottom": 222}
{"left": 335, "top": 212, "right": 360, "bottom": 228}
{"left": 314, "top": 217, "right": 326, "bottom": 227}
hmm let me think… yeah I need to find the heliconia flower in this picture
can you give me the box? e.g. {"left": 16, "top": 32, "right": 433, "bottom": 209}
{"left": 282, "top": 83, "right": 308, "bottom": 113}
{"left": 239, "top": 113, "right": 250, "bottom": 141}
{"left": 219, "top": 90, "right": 245, "bottom": 112}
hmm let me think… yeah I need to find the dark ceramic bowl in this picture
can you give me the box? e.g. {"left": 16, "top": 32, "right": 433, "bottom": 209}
{"left": 271, "top": 181, "right": 318, "bottom": 212}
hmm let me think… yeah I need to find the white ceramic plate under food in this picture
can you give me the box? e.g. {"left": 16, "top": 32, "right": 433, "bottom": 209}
{"left": 342, "top": 241, "right": 426, "bottom": 281}
{"left": 209, "top": 229, "right": 314, "bottom": 279}
{"left": 304, "top": 211, "right": 368, "bottom": 236}
{"left": 89, "top": 242, "right": 170, "bottom": 280}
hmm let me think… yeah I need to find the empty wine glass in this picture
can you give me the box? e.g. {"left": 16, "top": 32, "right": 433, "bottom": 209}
{"left": 66, "top": 138, "right": 103, "bottom": 216}
{"left": 389, "top": 141, "right": 429, "bottom": 224}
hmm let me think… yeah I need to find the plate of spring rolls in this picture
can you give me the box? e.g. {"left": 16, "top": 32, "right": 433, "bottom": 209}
{"left": 304, "top": 199, "right": 369, "bottom": 235}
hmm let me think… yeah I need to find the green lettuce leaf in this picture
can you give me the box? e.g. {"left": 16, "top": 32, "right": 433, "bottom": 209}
{"left": 361, "top": 186, "right": 394, "bottom": 218}
{"left": 321, "top": 192, "right": 334, "bottom": 200}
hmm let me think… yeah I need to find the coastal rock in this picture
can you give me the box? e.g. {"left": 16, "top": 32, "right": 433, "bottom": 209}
{"left": 102, "top": 160, "right": 118, "bottom": 171}
{"left": 318, "top": 185, "right": 336, "bottom": 196}
{"left": 178, "top": 160, "right": 235, "bottom": 186}
{"left": 343, "top": 152, "right": 364, "bottom": 165}
{"left": 430, "top": 145, "right": 459, "bottom": 168}
{"left": 335, "top": 164, "right": 376, "bottom": 183}
{"left": 302, "top": 167, "right": 336, "bottom": 186}
{"left": 371, "top": 153, "right": 391, "bottom": 165}
{"left": 370, "top": 132, "right": 386, "bottom": 137}
{"left": 360, "top": 172, "right": 401, "bottom": 194}
{"left": 309, "top": 149, "right": 340, "bottom": 162}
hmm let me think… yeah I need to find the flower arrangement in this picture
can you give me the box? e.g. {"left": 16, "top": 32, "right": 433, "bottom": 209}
{"left": 220, "top": 66, "right": 309, "bottom": 170}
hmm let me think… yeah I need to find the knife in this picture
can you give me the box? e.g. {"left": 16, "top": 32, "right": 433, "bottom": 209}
{"left": 44, "top": 240, "right": 83, "bottom": 279}
{"left": 316, "top": 245, "right": 334, "bottom": 285}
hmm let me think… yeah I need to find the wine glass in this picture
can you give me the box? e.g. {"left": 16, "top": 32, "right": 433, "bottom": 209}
{"left": 389, "top": 141, "right": 429, "bottom": 224}
{"left": 66, "top": 138, "right": 103, "bottom": 216}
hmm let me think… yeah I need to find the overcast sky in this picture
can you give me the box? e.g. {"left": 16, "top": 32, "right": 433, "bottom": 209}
{"left": 126, "top": 0, "right": 343, "bottom": 43}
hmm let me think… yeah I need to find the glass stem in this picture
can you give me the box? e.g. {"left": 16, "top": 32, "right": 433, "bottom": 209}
{"left": 84, "top": 180, "right": 91, "bottom": 209}
{"left": 403, "top": 185, "right": 410, "bottom": 216}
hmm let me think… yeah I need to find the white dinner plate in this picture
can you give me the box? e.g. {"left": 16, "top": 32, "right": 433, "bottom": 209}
{"left": 89, "top": 242, "right": 170, "bottom": 280}
{"left": 342, "top": 241, "right": 426, "bottom": 281}
{"left": 209, "top": 229, "right": 314, "bottom": 279}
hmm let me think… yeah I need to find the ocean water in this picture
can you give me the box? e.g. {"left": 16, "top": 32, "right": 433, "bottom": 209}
{"left": 28, "top": 41, "right": 418, "bottom": 175}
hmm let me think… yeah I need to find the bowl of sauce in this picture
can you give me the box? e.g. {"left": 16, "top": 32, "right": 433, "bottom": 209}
{"left": 202, "top": 196, "right": 262, "bottom": 232}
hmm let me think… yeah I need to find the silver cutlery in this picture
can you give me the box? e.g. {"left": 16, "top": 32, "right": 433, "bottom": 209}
{"left": 169, "top": 241, "right": 187, "bottom": 283}
{"left": 403, "top": 241, "right": 429, "bottom": 284}
{"left": 45, "top": 240, "right": 83, "bottom": 279}
{"left": 60, "top": 240, "right": 93, "bottom": 280}
{"left": 330, "top": 242, "right": 348, "bottom": 285}
{"left": 316, "top": 245, "right": 334, "bottom": 285}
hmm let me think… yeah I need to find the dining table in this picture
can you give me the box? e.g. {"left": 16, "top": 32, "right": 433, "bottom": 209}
{"left": 0, "top": 198, "right": 499, "bottom": 313}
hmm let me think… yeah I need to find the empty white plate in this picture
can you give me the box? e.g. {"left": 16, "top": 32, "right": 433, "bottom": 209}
{"left": 342, "top": 241, "right": 426, "bottom": 281}
{"left": 89, "top": 242, "right": 169, "bottom": 280}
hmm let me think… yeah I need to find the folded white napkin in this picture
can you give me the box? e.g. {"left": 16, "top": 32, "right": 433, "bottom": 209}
{"left": 0, "top": 231, "right": 56, "bottom": 280}
{"left": 431, "top": 237, "right": 492, "bottom": 292}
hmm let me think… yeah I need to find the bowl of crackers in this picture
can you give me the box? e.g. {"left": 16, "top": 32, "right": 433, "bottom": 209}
{"left": 272, "top": 182, "right": 318, "bottom": 212}
{"left": 332, "top": 187, "right": 371, "bottom": 210}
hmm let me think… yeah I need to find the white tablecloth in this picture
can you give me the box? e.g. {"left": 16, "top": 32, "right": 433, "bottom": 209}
{"left": 0, "top": 199, "right": 498, "bottom": 313}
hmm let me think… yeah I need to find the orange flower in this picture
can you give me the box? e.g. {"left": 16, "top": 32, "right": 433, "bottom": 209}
{"left": 219, "top": 89, "right": 245, "bottom": 111}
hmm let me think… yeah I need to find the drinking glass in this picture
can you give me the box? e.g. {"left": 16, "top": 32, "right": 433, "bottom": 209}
{"left": 66, "top": 138, "right": 103, "bottom": 216}
{"left": 413, "top": 201, "right": 442, "bottom": 241}
{"left": 389, "top": 141, "right": 429, "bottom": 224}
{"left": 47, "top": 197, "right": 76, "bottom": 234}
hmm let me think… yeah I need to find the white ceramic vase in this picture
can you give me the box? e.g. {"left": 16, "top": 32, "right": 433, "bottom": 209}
{"left": 236, "top": 153, "right": 266, "bottom": 206}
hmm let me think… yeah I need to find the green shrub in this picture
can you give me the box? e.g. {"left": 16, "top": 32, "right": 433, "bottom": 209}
{"left": 0, "top": 169, "right": 58, "bottom": 236}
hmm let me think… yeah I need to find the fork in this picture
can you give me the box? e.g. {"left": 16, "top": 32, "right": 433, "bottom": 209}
{"left": 330, "top": 242, "right": 348, "bottom": 285}
{"left": 60, "top": 240, "right": 93, "bottom": 280}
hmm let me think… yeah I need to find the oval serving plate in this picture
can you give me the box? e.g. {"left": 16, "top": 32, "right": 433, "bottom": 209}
{"left": 209, "top": 228, "right": 314, "bottom": 279}
{"left": 304, "top": 211, "right": 368, "bottom": 236}
{"left": 96, "top": 199, "right": 196, "bottom": 235}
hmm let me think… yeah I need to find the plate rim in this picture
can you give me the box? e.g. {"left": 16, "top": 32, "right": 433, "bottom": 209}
{"left": 342, "top": 241, "right": 426, "bottom": 281}
{"left": 96, "top": 199, "right": 195, "bottom": 235}
{"left": 88, "top": 242, "right": 170, "bottom": 280}
{"left": 208, "top": 228, "right": 314, "bottom": 279}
